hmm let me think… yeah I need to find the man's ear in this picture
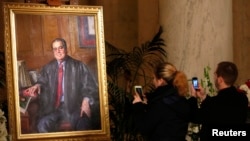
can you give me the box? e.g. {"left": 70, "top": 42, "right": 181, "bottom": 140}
{"left": 217, "top": 76, "right": 224, "bottom": 84}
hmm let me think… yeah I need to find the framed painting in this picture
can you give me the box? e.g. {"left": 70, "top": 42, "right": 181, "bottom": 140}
{"left": 3, "top": 2, "right": 110, "bottom": 141}
{"left": 78, "top": 16, "right": 96, "bottom": 48}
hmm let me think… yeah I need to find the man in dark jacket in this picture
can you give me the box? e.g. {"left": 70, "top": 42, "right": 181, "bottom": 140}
{"left": 24, "top": 38, "right": 100, "bottom": 132}
{"left": 189, "top": 61, "right": 249, "bottom": 141}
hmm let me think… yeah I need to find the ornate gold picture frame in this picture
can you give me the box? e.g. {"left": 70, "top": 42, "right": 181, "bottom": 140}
{"left": 4, "top": 2, "right": 110, "bottom": 141}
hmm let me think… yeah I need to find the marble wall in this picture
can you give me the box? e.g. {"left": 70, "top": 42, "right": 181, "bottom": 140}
{"left": 1, "top": 0, "right": 249, "bottom": 86}
{"left": 159, "top": 0, "right": 233, "bottom": 85}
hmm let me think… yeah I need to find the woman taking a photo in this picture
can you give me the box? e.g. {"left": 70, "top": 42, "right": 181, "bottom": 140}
{"left": 132, "top": 62, "right": 190, "bottom": 141}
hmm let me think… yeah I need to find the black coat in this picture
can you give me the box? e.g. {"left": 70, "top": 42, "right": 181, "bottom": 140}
{"left": 36, "top": 55, "right": 100, "bottom": 128}
{"left": 132, "top": 85, "right": 190, "bottom": 141}
{"left": 189, "top": 86, "right": 249, "bottom": 141}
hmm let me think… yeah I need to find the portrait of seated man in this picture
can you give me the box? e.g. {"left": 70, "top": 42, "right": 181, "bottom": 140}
{"left": 23, "top": 38, "right": 101, "bottom": 133}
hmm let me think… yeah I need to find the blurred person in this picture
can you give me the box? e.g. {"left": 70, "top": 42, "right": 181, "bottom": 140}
{"left": 188, "top": 61, "right": 249, "bottom": 141}
{"left": 132, "top": 62, "right": 190, "bottom": 141}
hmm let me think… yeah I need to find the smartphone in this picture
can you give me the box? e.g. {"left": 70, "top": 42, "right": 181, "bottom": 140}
{"left": 192, "top": 77, "right": 199, "bottom": 90}
{"left": 134, "top": 85, "right": 144, "bottom": 100}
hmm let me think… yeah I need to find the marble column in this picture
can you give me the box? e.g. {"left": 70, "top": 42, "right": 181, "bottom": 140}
{"left": 159, "top": 0, "right": 233, "bottom": 82}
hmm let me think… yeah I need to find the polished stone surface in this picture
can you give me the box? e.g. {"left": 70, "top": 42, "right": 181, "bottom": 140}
{"left": 159, "top": 0, "right": 233, "bottom": 85}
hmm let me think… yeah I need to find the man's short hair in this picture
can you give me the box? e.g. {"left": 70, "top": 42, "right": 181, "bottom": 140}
{"left": 215, "top": 61, "right": 238, "bottom": 85}
{"left": 51, "top": 38, "right": 67, "bottom": 49}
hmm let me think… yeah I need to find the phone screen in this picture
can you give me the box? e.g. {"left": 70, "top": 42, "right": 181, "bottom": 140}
{"left": 136, "top": 88, "right": 143, "bottom": 95}
{"left": 192, "top": 77, "right": 199, "bottom": 90}
{"left": 134, "top": 86, "right": 143, "bottom": 100}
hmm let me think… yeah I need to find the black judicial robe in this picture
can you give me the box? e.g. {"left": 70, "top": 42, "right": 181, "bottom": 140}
{"left": 36, "top": 55, "right": 100, "bottom": 129}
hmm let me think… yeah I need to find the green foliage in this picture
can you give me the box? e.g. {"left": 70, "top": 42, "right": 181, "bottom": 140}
{"left": 200, "top": 65, "right": 216, "bottom": 96}
{"left": 106, "top": 27, "right": 167, "bottom": 89}
{"left": 106, "top": 26, "right": 167, "bottom": 141}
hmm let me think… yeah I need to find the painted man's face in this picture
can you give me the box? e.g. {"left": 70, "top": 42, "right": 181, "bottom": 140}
{"left": 52, "top": 41, "right": 67, "bottom": 62}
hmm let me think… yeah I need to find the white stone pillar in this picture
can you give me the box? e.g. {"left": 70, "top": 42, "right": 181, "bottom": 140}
{"left": 159, "top": 0, "right": 233, "bottom": 81}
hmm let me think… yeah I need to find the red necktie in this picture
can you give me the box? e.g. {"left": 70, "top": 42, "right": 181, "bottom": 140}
{"left": 56, "top": 62, "right": 63, "bottom": 108}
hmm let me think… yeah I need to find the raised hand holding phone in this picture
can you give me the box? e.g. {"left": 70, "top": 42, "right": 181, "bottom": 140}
{"left": 134, "top": 85, "right": 144, "bottom": 100}
{"left": 192, "top": 77, "right": 199, "bottom": 90}
{"left": 191, "top": 77, "right": 207, "bottom": 101}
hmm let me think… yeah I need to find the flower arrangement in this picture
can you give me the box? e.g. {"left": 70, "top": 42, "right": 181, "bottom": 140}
{"left": 186, "top": 123, "right": 201, "bottom": 141}
{"left": 0, "top": 109, "right": 8, "bottom": 141}
{"left": 238, "top": 79, "right": 250, "bottom": 106}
